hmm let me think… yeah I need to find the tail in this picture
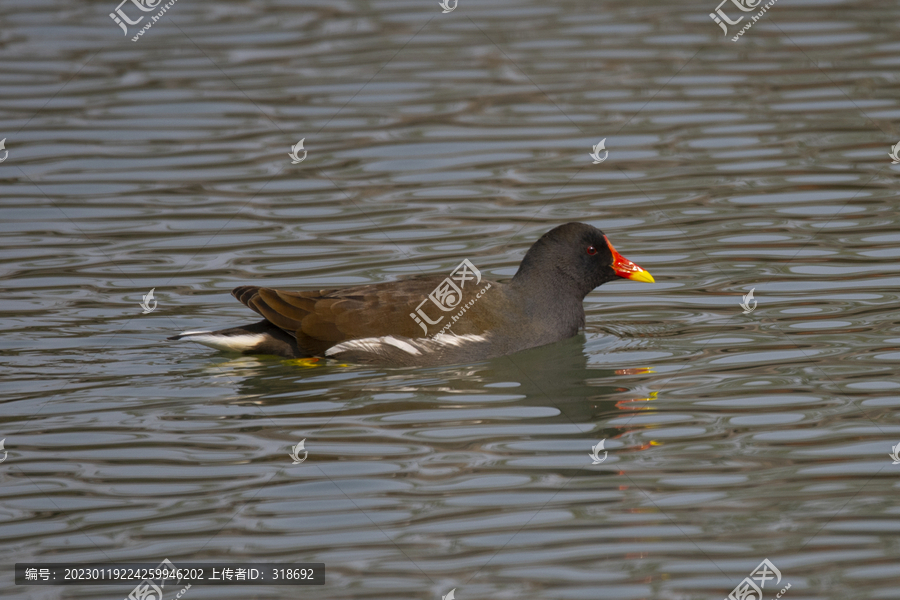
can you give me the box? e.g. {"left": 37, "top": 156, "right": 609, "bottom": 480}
{"left": 168, "top": 320, "right": 301, "bottom": 358}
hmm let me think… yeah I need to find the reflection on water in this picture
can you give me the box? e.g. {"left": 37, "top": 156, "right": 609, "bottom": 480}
{"left": 2, "top": 0, "right": 900, "bottom": 598}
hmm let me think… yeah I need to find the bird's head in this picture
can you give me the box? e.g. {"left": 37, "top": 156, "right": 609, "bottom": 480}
{"left": 514, "top": 222, "right": 654, "bottom": 298}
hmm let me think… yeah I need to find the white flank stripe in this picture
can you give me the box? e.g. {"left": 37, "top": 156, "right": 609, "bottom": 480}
{"left": 431, "top": 333, "right": 488, "bottom": 346}
{"left": 325, "top": 337, "right": 391, "bottom": 357}
{"left": 325, "top": 333, "right": 489, "bottom": 358}
{"left": 383, "top": 336, "right": 422, "bottom": 355}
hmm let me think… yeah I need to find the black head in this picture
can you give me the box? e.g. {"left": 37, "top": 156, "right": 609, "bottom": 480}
{"left": 513, "top": 222, "right": 654, "bottom": 299}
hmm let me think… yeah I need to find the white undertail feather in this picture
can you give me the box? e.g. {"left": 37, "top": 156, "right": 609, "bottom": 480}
{"left": 174, "top": 331, "right": 267, "bottom": 353}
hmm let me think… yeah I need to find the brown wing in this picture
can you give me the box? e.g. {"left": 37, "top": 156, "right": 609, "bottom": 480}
{"left": 233, "top": 278, "right": 468, "bottom": 355}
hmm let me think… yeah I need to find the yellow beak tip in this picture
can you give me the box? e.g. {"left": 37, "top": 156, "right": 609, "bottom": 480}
{"left": 629, "top": 270, "right": 655, "bottom": 284}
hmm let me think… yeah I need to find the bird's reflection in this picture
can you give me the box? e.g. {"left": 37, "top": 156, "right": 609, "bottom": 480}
{"left": 195, "top": 334, "right": 658, "bottom": 438}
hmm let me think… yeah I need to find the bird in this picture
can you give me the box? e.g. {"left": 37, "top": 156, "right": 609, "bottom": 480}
{"left": 169, "top": 222, "right": 654, "bottom": 367}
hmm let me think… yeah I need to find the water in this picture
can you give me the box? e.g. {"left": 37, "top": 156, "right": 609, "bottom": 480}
{"left": 2, "top": 0, "right": 900, "bottom": 598}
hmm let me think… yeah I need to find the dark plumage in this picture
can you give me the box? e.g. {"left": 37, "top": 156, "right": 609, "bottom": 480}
{"left": 169, "top": 222, "right": 654, "bottom": 366}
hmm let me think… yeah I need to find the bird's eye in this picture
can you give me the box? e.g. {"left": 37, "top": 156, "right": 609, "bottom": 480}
{"left": 586, "top": 246, "right": 597, "bottom": 256}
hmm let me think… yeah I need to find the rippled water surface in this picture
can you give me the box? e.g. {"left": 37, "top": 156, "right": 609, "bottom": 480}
{"left": 3, "top": 0, "right": 900, "bottom": 598}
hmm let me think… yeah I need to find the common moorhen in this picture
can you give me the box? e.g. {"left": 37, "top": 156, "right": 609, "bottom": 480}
{"left": 169, "top": 222, "right": 654, "bottom": 366}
